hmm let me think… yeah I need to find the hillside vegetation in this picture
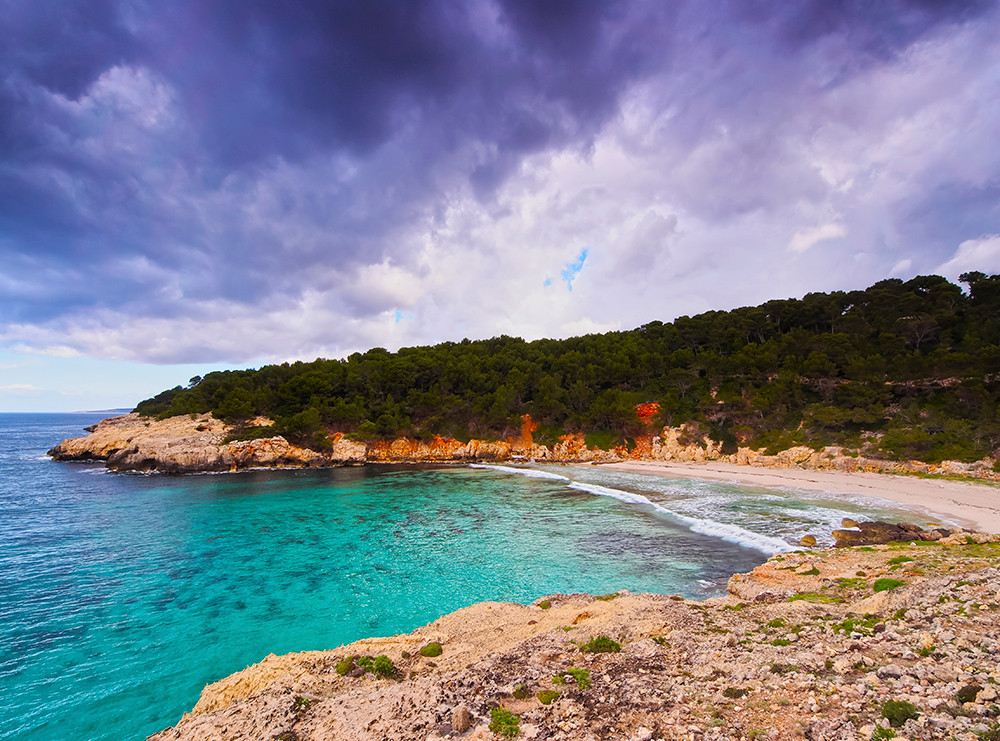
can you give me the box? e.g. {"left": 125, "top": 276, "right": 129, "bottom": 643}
{"left": 135, "top": 273, "right": 1000, "bottom": 464}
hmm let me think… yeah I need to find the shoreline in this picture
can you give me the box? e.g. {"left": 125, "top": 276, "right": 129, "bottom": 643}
{"left": 602, "top": 459, "right": 1000, "bottom": 533}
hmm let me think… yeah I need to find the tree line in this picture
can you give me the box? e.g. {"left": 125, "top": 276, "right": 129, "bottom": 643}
{"left": 135, "top": 273, "right": 1000, "bottom": 463}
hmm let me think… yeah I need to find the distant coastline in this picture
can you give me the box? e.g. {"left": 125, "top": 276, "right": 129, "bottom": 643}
{"left": 48, "top": 411, "right": 1000, "bottom": 533}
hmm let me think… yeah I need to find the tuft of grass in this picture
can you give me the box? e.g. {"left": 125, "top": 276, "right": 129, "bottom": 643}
{"left": 512, "top": 683, "right": 531, "bottom": 700}
{"left": 881, "top": 700, "right": 920, "bottom": 728}
{"left": 595, "top": 592, "right": 618, "bottom": 601}
{"left": 419, "top": 642, "right": 443, "bottom": 658}
{"left": 537, "top": 600, "right": 551, "bottom": 610}
{"left": 871, "top": 726, "right": 897, "bottom": 739}
{"left": 766, "top": 618, "right": 787, "bottom": 628}
{"left": 873, "top": 578, "right": 907, "bottom": 593}
{"left": 537, "top": 689, "right": 559, "bottom": 705}
{"left": 580, "top": 635, "right": 621, "bottom": 653}
{"left": 553, "top": 667, "right": 593, "bottom": 689}
{"left": 489, "top": 706, "right": 521, "bottom": 738}
{"left": 888, "top": 556, "right": 914, "bottom": 565}
{"left": 723, "top": 687, "right": 748, "bottom": 699}
{"left": 293, "top": 696, "right": 312, "bottom": 710}
{"left": 787, "top": 592, "right": 845, "bottom": 604}
{"left": 798, "top": 566, "right": 820, "bottom": 576}
{"left": 771, "top": 638, "right": 792, "bottom": 646}
{"left": 335, "top": 656, "right": 355, "bottom": 676}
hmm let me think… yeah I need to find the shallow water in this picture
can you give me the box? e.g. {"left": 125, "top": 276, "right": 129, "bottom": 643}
{"left": 0, "top": 415, "right": 938, "bottom": 741}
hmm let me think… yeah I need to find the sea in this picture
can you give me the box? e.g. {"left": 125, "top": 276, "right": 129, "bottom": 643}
{"left": 0, "top": 413, "right": 947, "bottom": 741}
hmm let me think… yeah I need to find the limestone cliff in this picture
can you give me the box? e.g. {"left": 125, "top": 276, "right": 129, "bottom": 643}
{"left": 49, "top": 414, "right": 999, "bottom": 480}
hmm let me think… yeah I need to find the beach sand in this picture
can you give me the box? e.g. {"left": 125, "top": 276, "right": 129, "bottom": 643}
{"left": 603, "top": 460, "right": 1000, "bottom": 533}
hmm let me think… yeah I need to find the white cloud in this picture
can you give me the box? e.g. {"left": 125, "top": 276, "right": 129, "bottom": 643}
{"left": 0, "top": 384, "right": 44, "bottom": 393}
{"left": 788, "top": 223, "right": 847, "bottom": 254}
{"left": 11, "top": 344, "right": 83, "bottom": 358}
{"left": 936, "top": 235, "right": 1000, "bottom": 281}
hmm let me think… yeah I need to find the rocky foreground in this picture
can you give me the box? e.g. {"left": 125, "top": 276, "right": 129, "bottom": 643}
{"left": 150, "top": 538, "right": 1000, "bottom": 741}
{"left": 49, "top": 413, "right": 1000, "bottom": 479}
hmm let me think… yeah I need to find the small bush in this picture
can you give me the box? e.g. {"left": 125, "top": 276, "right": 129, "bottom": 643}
{"left": 537, "top": 600, "right": 551, "bottom": 610}
{"left": 293, "top": 696, "right": 312, "bottom": 710}
{"left": 873, "top": 578, "right": 907, "bottom": 593}
{"left": 871, "top": 726, "right": 897, "bottom": 739}
{"left": 772, "top": 638, "right": 792, "bottom": 646}
{"left": 955, "top": 684, "right": 983, "bottom": 704}
{"left": 881, "top": 700, "right": 920, "bottom": 728}
{"left": 512, "top": 683, "right": 531, "bottom": 700}
{"left": 888, "top": 556, "right": 914, "bottom": 565}
{"left": 766, "top": 618, "right": 787, "bottom": 628}
{"left": 595, "top": 592, "right": 618, "bottom": 601}
{"left": 356, "top": 654, "right": 395, "bottom": 678}
{"left": 723, "top": 687, "right": 748, "bottom": 699}
{"left": 489, "top": 707, "right": 521, "bottom": 738}
{"left": 566, "top": 668, "right": 591, "bottom": 689}
{"left": 335, "top": 656, "right": 355, "bottom": 675}
{"left": 537, "top": 689, "right": 559, "bottom": 705}
{"left": 420, "top": 642, "right": 443, "bottom": 657}
{"left": 580, "top": 635, "right": 621, "bottom": 653}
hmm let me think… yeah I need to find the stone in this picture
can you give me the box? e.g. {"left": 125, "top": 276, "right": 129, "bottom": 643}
{"left": 452, "top": 705, "right": 472, "bottom": 733}
{"left": 800, "top": 535, "right": 818, "bottom": 547}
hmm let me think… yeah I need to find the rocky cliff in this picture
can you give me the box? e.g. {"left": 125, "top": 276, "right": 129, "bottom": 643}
{"left": 49, "top": 414, "right": 1000, "bottom": 480}
{"left": 149, "top": 537, "right": 1000, "bottom": 741}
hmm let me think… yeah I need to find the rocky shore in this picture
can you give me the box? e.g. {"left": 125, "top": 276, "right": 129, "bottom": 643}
{"left": 48, "top": 413, "right": 1000, "bottom": 481}
{"left": 149, "top": 537, "right": 1000, "bottom": 741}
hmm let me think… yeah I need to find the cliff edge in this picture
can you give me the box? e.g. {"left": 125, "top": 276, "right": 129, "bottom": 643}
{"left": 149, "top": 539, "right": 1000, "bottom": 741}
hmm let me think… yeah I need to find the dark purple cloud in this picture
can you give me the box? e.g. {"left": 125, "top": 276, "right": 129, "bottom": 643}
{"left": 1, "top": 0, "right": 999, "bottom": 363}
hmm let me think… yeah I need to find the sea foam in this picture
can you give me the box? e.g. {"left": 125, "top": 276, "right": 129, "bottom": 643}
{"left": 567, "top": 480, "right": 794, "bottom": 555}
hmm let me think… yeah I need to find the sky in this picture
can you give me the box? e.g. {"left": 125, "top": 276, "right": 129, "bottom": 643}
{"left": 3, "top": 0, "right": 1000, "bottom": 411}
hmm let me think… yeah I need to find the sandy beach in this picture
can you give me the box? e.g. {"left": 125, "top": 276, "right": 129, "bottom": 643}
{"left": 604, "top": 460, "right": 1000, "bottom": 533}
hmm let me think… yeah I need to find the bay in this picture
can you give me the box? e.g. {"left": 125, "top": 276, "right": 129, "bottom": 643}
{"left": 0, "top": 414, "right": 930, "bottom": 741}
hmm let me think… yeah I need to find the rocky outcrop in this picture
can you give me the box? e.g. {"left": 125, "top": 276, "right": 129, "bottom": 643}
{"left": 150, "top": 540, "right": 1000, "bottom": 741}
{"left": 829, "top": 520, "right": 999, "bottom": 547}
{"left": 48, "top": 414, "right": 367, "bottom": 473}
{"left": 49, "top": 415, "right": 999, "bottom": 480}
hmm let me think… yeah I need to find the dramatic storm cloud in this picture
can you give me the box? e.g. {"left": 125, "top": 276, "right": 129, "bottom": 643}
{"left": 2, "top": 0, "right": 1000, "bottom": 404}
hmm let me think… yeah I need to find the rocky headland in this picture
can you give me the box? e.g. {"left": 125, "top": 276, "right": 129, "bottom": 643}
{"left": 47, "top": 413, "right": 1000, "bottom": 481}
{"left": 149, "top": 537, "right": 1000, "bottom": 741}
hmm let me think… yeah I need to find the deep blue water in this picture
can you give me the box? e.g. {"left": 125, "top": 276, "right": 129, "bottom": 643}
{"left": 0, "top": 414, "right": 933, "bottom": 741}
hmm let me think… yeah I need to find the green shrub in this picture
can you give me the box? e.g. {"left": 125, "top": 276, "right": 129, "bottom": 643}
{"left": 566, "top": 668, "right": 591, "bottom": 689}
{"left": 580, "top": 635, "right": 621, "bottom": 653}
{"left": 537, "top": 600, "right": 551, "bottom": 610}
{"left": 335, "top": 656, "right": 355, "bottom": 675}
{"left": 766, "top": 618, "right": 787, "bottom": 628}
{"left": 512, "top": 683, "right": 530, "bottom": 700}
{"left": 873, "top": 578, "right": 907, "bottom": 593}
{"left": 489, "top": 707, "right": 521, "bottom": 738}
{"left": 420, "top": 642, "right": 442, "bottom": 657}
{"left": 772, "top": 638, "right": 792, "bottom": 646}
{"left": 871, "top": 726, "right": 897, "bottom": 739}
{"left": 537, "top": 690, "right": 559, "bottom": 705}
{"left": 723, "top": 687, "right": 748, "bottom": 699}
{"left": 356, "top": 654, "right": 395, "bottom": 678}
{"left": 881, "top": 700, "right": 919, "bottom": 728}
{"left": 955, "top": 684, "right": 983, "bottom": 704}
{"left": 888, "top": 556, "right": 914, "bottom": 565}
{"left": 293, "top": 696, "right": 312, "bottom": 710}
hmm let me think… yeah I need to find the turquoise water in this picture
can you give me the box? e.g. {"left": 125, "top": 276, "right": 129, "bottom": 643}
{"left": 0, "top": 415, "right": 940, "bottom": 741}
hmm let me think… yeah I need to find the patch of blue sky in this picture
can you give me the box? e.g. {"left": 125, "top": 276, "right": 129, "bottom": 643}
{"left": 560, "top": 248, "right": 589, "bottom": 291}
